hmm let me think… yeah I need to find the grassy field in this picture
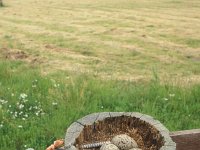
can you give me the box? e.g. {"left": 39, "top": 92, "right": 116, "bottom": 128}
{"left": 0, "top": 0, "right": 200, "bottom": 150}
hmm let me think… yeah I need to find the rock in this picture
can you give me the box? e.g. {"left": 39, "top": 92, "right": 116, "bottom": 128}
{"left": 129, "top": 148, "right": 142, "bottom": 150}
{"left": 66, "top": 146, "right": 78, "bottom": 150}
{"left": 100, "top": 143, "right": 120, "bottom": 150}
{"left": 111, "top": 134, "right": 138, "bottom": 150}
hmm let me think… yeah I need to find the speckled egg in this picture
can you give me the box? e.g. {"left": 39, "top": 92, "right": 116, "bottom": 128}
{"left": 100, "top": 143, "right": 120, "bottom": 150}
{"left": 111, "top": 134, "right": 138, "bottom": 150}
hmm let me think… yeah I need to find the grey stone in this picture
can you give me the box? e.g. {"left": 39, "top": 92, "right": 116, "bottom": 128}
{"left": 65, "top": 146, "right": 78, "bottom": 150}
{"left": 100, "top": 143, "right": 119, "bottom": 150}
{"left": 130, "top": 112, "right": 144, "bottom": 118}
{"left": 77, "top": 113, "right": 99, "bottom": 125}
{"left": 160, "top": 145, "right": 176, "bottom": 150}
{"left": 66, "top": 122, "right": 84, "bottom": 133}
{"left": 161, "top": 133, "right": 176, "bottom": 147}
{"left": 154, "top": 123, "right": 169, "bottom": 133}
{"left": 65, "top": 122, "right": 84, "bottom": 148}
{"left": 160, "top": 131, "right": 172, "bottom": 139}
{"left": 64, "top": 132, "right": 75, "bottom": 148}
{"left": 65, "top": 131, "right": 82, "bottom": 148}
{"left": 111, "top": 134, "right": 138, "bottom": 150}
{"left": 123, "top": 112, "right": 133, "bottom": 117}
{"left": 97, "top": 112, "right": 110, "bottom": 121}
{"left": 140, "top": 114, "right": 154, "bottom": 123}
{"left": 109, "top": 112, "right": 124, "bottom": 117}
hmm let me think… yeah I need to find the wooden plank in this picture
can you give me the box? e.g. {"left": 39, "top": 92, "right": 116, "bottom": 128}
{"left": 170, "top": 129, "right": 200, "bottom": 150}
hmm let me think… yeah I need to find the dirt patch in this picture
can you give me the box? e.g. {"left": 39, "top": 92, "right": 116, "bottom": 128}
{"left": 0, "top": 47, "right": 45, "bottom": 65}
{"left": 0, "top": 48, "right": 28, "bottom": 60}
{"left": 186, "top": 55, "right": 200, "bottom": 62}
{"left": 45, "top": 44, "right": 56, "bottom": 50}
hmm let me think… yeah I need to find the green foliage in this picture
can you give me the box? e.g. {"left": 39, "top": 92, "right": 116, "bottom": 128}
{"left": 0, "top": 61, "right": 200, "bottom": 150}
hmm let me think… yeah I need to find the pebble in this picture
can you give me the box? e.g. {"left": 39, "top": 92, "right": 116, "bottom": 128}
{"left": 100, "top": 143, "right": 120, "bottom": 150}
{"left": 111, "top": 134, "right": 138, "bottom": 150}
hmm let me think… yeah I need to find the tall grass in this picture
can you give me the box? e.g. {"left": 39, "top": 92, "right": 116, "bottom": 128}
{"left": 0, "top": 60, "right": 199, "bottom": 150}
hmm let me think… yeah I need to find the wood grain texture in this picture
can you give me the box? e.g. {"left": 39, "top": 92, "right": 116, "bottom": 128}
{"left": 170, "top": 129, "right": 200, "bottom": 150}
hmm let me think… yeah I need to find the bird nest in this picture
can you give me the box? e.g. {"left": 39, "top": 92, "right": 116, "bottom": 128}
{"left": 65, "top": 112, "right": 176, "bottom": 150}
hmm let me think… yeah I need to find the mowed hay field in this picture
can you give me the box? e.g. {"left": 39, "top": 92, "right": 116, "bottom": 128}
{"left": 1, "top": 0, "right": 200, "bottom": 81}
{"left": 0, "top": 0, "right": 200, "bottom": 149}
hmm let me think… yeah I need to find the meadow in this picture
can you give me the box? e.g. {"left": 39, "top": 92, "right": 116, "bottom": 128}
{"left": 0, "top": 0, "right": 200, "bottom": 149}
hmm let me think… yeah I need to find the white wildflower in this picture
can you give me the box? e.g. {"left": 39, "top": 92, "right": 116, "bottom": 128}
{"left": 26, "top": 148, "right": 34, "bottom": 150}
{"left": 11, "top": 93, "right": 15, "bottom": 96}
{"left": 22, "top": 118, "right": 26, "bottom": 121}
{"left": 29, "top": 106, "right": 32, "bottom": 110}
{"left": 14, "top": 112, "right": 18, "bottom": 117}
{"left": 0, "top": 99, "right": 8, "bottom": 104}
{"left": 52, "top": 102, "right": 58, "bottom": 106}
{"left": 169, "top": 94, "right": 175, "bottom": 97}
{"left": 163, "top": 98, "right": 168, "bottom": 101}
{"left": 0, "top": 99, "right": 4, "bottom": 103}
{"left": 18, "top": 125, "right": 23, "bottom": 128}
{"left": 19, "top": 111, "right": 23, "bottom": 115}
{"left": 23, "top": 99, "right": 28, "bottom": 103}
{"left": 0, "top": 124, "right": 3, "bottom": 128}
{"left": 19, "top": 104, "right": 24, "bottom": 109}
{"left": 24, "top": 114, "right": 28, "bottom": 118}
{"left": 19, "top": 93, "right": 28, "bottom": 99}
{"left": 32, "top": 85, "right": 37, "bottom": 88}
{"left": 35, "top": 112, "right": 39, "bottom": 116}
{"left": 33, "top": 106, "right": 38, "bottom": 109}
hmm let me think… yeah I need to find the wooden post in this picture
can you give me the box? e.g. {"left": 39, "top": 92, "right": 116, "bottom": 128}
{"left": 170, "top": 129, "right": 200, "bottom": 150}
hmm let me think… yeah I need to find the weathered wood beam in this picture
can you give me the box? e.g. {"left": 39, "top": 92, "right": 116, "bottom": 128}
{"left": 170, "top": 129, "right": 200, "bottom": 150}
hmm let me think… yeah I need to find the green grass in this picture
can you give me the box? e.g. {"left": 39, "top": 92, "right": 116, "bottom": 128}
{"left": 0, "top": 0, "right": 200, "bottom": 80}
{"left": 0, "top": 0, "right": 200, "bottom": 149}
{"left": 0, "top": 61, "right": 200, "bottom": 150}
